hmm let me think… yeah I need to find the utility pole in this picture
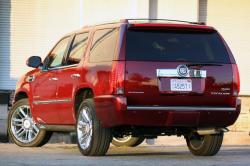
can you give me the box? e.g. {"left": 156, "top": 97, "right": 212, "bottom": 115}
{"left": 149, "top": 0, "right": 158, "bottom": 19}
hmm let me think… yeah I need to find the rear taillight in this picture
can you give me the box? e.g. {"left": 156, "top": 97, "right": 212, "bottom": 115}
{"left": 111, "top": 61, "right": 125, "bottom": 95}
{"left": 232, "top": 64, "right": 240, "bottom": 96}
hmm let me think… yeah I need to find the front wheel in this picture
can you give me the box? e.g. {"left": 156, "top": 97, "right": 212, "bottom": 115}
{"left": 112, "top": 136, "right": 145, "bottom": 147}
{"left": 186, "top": 132, "right": 224, "bottom": 156}
{"left": 76, "top": 99, "right": 112, "bottom": 156}
{"left": 8, "top": 99, "right": 49, "bottom": 147}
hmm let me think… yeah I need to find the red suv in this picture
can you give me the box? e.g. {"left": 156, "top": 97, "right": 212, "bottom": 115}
{"left": 8, "top": 19, "right": 241, "bottom": 156}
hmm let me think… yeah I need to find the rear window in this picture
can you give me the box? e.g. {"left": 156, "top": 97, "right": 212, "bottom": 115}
{"left": 126, "top": 30, "right": 230, "bottom": 63}
{"left": 67, "top": 32, "right": 89, "bottom": 65}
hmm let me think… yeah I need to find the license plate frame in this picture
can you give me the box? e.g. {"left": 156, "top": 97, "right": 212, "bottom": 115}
{"left": 170, "top": 79, "right": 192, "bottom": 92}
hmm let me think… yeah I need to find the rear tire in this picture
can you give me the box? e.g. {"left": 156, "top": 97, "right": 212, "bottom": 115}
{"left": 8, "top": 99, "right": 49, "bottom": 147}
{"left": 76, "top": 99, "right": 112, "bottom": 156}
{"left": 186, "top": 132, "right": 224, "bottom": 156}
{"left": 112, "top": 136, "right": 145, "bottom": 147}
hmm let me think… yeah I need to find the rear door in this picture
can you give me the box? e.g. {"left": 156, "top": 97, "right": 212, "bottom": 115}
{"left": 56, "top": 32, "right": 89, "bottom": 124}
{"left": 125, "top": 28, "right": 234, "bottom": 107}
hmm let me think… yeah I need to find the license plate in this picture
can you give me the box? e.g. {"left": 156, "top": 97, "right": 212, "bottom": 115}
{"left": 170, "top": 79, "right": 192, "bottom": 91}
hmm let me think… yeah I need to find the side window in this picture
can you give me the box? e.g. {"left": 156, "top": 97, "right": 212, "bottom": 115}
{"left": 90, "top": 28, "right": 119, "bottom": 63}
{"left": 67, "top": 32, "right": 89, "bottom": 65}
{"left": 48, "top": 37, "right": 70, "bottom": 68}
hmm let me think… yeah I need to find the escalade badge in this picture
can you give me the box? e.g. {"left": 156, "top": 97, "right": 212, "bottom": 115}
{"left": 177, "top": 65, "right": 188, "bottom": 77}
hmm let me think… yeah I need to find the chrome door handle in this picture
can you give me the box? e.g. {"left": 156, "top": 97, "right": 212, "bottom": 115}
{"left": 49, "top": 77, "right": 58, "bottom": 81}
{"left": 71, "top": 73, "right": 80, "bottom": 78}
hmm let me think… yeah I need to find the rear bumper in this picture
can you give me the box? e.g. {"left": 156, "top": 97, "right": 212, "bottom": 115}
{"left": 94, "top": 95, "right": 241, "bottom": 128}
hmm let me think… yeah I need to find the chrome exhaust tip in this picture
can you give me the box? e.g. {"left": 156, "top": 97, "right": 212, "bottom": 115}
{"left": 196, "top": 128, "right": 229, "bottom": 135}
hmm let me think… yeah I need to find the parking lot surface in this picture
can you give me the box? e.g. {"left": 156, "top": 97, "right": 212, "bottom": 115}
{"left": 0, "top": 142, "right": 250, "bottom": 166}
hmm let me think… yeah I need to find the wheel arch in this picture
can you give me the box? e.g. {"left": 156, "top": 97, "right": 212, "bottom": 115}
{"left": 74, "top": 87, "right": 94, "bottom": 117}
{"left": 14, "top": 90, "right": 29, "bottom": 103}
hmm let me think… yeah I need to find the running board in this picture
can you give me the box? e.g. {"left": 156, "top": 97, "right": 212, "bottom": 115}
{"left": 39, "top": 125, "right": 75, "bottom": 132}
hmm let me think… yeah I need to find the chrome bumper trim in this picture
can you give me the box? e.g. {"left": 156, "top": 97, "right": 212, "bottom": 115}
{"left": 127, "top": 106, "right": 236, "bottom": 111}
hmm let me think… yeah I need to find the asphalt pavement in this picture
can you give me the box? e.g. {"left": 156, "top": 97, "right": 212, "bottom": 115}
{"left": 1, "top": 134, "right": 250, "bottom": 166}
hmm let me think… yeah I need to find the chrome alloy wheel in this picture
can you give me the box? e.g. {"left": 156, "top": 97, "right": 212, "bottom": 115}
{"left": 77, "top": 107, "right": 93, "bottom": 150}
{"left": 189, "top": 134, "right": 205, "bottom": 150}
{"left": 10, "top": 105, "right": 40, "bottom": 143}
{"left": 113, "top": 135, "right": 132, "bottom": 143}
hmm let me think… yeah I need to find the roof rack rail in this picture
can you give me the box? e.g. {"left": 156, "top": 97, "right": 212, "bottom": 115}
{"left": 82, "top": 20, "right": 123, "bottom": 28}
{"left": 122, "top": 18, "right": 205, "bottom": 25}
{"left": 81, "top": 18, "right": 205, "bottom": 28}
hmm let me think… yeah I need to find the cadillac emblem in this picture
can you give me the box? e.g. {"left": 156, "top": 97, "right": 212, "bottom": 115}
{"left": 177, "top": 65, "right": 188, "bottom": 77}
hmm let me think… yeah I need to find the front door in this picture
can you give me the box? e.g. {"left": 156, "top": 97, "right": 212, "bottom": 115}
{"left": 31, "top": 36, "right": 71, "bottom": 124}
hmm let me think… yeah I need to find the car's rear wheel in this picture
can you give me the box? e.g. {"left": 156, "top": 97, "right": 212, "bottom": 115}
{"left": 8, "top": 99, "right": 49, "bottom": 147}
{"left": 112, "top": 136, "right": 145, "bottom": 147}
{"left": 186, "top": 132, "right": 224, "bottom": 156}
{"left": 76, "top": 99, "right": 112, "bottom": 156}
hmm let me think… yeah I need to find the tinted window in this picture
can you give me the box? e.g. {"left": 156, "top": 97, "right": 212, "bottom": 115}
{"left": 67, "top": 33, "right": 89, "bottom": 65}
{"left": 48, "top": 37, "right": 70, "bottom": 68}
{"left": 90, "top": 28, "right": 119, "bottom": 63}
{"left": 126, "top": 30, "right": 230, "bottom": 63}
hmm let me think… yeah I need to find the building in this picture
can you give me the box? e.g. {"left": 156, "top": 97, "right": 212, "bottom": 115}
{"left": 1, "top": 0, "right": 250, "bottom": 140}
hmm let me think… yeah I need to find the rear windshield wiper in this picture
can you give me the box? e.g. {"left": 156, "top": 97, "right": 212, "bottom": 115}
{"left": 187, "top": 63, "right": 223, "bottom": 67}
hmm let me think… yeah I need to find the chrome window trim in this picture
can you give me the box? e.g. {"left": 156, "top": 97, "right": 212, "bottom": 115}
{"left": 33, "top": 98, "right": 72, "bottom": 105}
{"left": 46, "top": 64, "right": 78, "bottom": 71}
{"left": 156, "top": 69, "right": 207, "bottom": 78}
{"left": 127, "top": 106, "right": 236, "bottom": 111}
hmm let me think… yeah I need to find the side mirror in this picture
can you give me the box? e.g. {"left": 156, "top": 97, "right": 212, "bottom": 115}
{"left": 26, "top": 56, "right": 42, "bottom": 68}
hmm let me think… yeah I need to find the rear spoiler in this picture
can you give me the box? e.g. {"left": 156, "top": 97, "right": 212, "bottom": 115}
{"left": 127, "top": 23, "right": 215, "bottom": 32}
{"left": 122, "top": 19, "right": 214, "bottom": 32}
